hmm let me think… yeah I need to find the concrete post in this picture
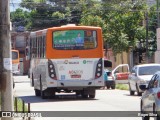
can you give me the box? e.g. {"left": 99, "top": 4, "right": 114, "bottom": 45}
{"left": 0, "top": 0, "right": 14, "bottom": 120}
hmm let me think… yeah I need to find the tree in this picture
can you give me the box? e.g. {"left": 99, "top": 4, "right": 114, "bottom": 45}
{"left": 10, "top": 8, "right": 30, "bottom": 31}
{"left": 78, "top": 0, "right": 106, "bottom": 30}
{"left": 19, "top": 0, "right": 81, "bottom": 30}
{"left": 147, "top": 5, "right": 158, "bottom": 52}
{"left": 11, "top": 0, "right": 154, "bottom": 56}
{"left": 101, "top": 0, "right": 147, "bottom": 54}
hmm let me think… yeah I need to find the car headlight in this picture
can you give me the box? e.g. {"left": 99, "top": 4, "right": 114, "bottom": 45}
{"left": 139, "top": 80, "right": 146, "bottom": 84}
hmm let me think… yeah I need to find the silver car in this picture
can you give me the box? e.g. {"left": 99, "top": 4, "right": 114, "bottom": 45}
{"left": 140, "top": 71, "right": 160, "bottom": 120}
{"left": 128, "top": 64, "right": 160, "bottom": 96}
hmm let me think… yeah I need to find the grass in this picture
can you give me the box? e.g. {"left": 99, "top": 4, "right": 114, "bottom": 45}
{"left": 0, "top": 96, "right": 28, "bottom": 112}
{"left": 116, "top": 84, "right": 129, "bottom": 90}
{"left": 14, "top": 97, "right": 28, "bottom": 112}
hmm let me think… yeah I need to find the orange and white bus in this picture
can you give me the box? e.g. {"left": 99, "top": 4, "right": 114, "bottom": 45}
{"left": 12, "top": 49, "right": 20, "bottom": 74}
{"left": 27, "top": 25, "right": 104, "bottom": 99}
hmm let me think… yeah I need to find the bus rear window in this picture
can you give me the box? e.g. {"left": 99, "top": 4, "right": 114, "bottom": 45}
{"left": 53, "top": 30, "right": 97, "bottom": 50}
{"left": 12, "top": 51, "right": 18, "bottom": 60}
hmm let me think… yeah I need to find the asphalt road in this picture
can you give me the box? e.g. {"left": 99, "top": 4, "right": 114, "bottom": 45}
{"left": 13, "top": 75, "right": 151, "bottom": 120}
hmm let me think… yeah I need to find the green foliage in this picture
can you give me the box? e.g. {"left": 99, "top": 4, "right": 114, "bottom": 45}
{"left": 147, "top": 5, "right": 158, "bottom": 52}
{"left": 14, "top": 98, "right": 28, "bottom": 112}
{"left": 80, "top": 15, "right": 106, "bottom": 30}
{"left": 10, "top": 0, "right": 158, "bottom": 54}
{"left": 10, "top": 8, "right": 30, "bottom": 27}
{"left": 116, "top": 84, "right": 129, "bottom": 90}
{"left": 101, "top": 0, "right": 147, "bottom": 54}
{"left": 19, "top": 0, "right": 77, "bottom": 30}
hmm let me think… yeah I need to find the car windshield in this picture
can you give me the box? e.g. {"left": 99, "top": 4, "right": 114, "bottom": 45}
{"left": 138, "top": 66, "right": 160, "bottom": 75}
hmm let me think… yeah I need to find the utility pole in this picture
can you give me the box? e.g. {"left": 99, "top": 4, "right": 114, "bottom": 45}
{"left": 157, "top": 0, "right": 160, "bottom": 28}
{"left": 145, "top": 11, "right": 149, "bottom": 63}
{"left": 0, "top": 0, "right": 14, "bottom": 120}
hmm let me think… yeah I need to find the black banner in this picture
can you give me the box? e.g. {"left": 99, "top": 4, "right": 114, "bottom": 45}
{"left": 0, "top": 111, "right": 158, "bottom": 117}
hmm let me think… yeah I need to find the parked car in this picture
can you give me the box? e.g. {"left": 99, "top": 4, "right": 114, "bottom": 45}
{"left": 103, "top": 58, "right": 130, "bottom": 88}
{"left": 104, "top": 68, "right": 115, "bottom": 89}
{"left": 103, "top": 59, "right": 115, "bottom": 89}
{"left": 128, "top": 64, "right": 160, "bottom": 96}
{"left": 140, "top": 71, "right": 160, "bottom": 120}
{"left": 112, "top": 64, "right": 129, "bottom": 84}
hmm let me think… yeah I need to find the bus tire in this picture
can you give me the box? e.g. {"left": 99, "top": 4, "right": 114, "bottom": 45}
{"left": 41, "top": 90, "right": 47, "bottom": 99}
{"left": 35, "top": 89, "right": 41, "bottom": 96}
{"left": 81, "top": 90, "right": 88, "bottom": 98}
{"left": 82, "top": 94, "right": 88, "bottom": 98}
{"left": 31, "top": 74, "right": 34, "bottom": 87}
{"left": 106, "top": 85, "right": 110, "bottom": 89}
{"left": 48, "top": 88, "right": 55, "bottom": 98}
{"left": 111, "top": 85, "right": 115, "bottom": 89}
{"left": 40, "top": 76, "right": 46, "bottom": 99}
{"left": 76, "top": 91, "right": 81, "bottom": 96}
{"left": 89, "top": 94, "right": 95, "bottom": 98}
{"left": 88, "top": 88, "right": 95, "bottom": 98}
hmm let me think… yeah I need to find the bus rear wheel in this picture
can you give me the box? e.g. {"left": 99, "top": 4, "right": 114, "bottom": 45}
{"left": 81, "top": 90, "right": 88, "bottom": 98}
{"left": 82, "top": 94, "right": 88, "bottom": 98}
{"left": 89, "top": 94, "right": 95, "bottom": 98}
{"left": 35, "top": 89, "right": 41, "bottom": 96}
{"left": 41, "top": 88, "right": 55, "bottom": 99}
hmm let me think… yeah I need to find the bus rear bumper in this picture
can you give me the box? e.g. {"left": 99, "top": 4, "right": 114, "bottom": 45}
{"left": 47, "top": 79, "right": 104, "bottom": 88}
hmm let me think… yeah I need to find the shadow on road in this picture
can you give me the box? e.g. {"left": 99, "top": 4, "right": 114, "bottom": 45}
{"left": 16, "top": 94, "right": 98, "bottom": 104}
{"left": 123, "top": 93, "right": 141, "bottom": 97}
{"left": 14, "top": 81, "right": 30, "bottom": 83}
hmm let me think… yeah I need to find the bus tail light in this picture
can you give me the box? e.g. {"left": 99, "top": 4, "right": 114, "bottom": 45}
{"left": 48, "top": 60, "right": 57, "bottom": 80}
{"left": 157, "top": 92, "right": 160, "bottom": 99}
{"left": 95, "top": 58, "right": 103, "bottom": 79}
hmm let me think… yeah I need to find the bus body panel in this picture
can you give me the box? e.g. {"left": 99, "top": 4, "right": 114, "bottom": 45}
{"left": 31, "top": 58, "right": 104, "bottom": 90}
{"left": 46, "top": 27, "right": 103, "bottom": 59}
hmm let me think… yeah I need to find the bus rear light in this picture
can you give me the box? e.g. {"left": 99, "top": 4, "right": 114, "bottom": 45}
{"left": 98, "top": 64, "right": 102, "bottom": 67}
{"left": 49, "top": 65, "right": 53, "bottom": 68}
{"left": 97, "top": 73, "right": 100, "bottom": 76}
{"left": 95, "top": 58, "right": 103, "bottom": 79}
{"left": 51, "top": 74, "right": 54, "bottom": 77}
{"left": 48, "top": 60, "right": 57, "bottom": 80}
{"left": 157, "top": 92, "right": 160, "bottom": 99}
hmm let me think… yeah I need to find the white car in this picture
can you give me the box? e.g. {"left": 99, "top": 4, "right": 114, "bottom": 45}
{"left": 140, "top": 71, "right": 160, "bottom": 120}
{"left": 128, "top": 64, "right": 160, "bottom": 96}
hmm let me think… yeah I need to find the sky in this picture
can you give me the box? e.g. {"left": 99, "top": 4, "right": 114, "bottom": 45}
{"left": 10, "top": 0, "right": 22, "bottom": 12}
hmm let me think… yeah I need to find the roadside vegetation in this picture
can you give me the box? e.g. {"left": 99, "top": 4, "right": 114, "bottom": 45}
{"left": 10, "top": 0, "right": 157, "bottom": 55}
{"left": 14, "top": 97, "right": 28, "bottom": 112}
{"left": 116, "top": 84, "right": 129, "bottom": 90}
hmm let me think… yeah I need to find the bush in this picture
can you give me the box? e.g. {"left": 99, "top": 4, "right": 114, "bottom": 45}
{"left": 116, "top": 84, "right": 129, "bottom": 90}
